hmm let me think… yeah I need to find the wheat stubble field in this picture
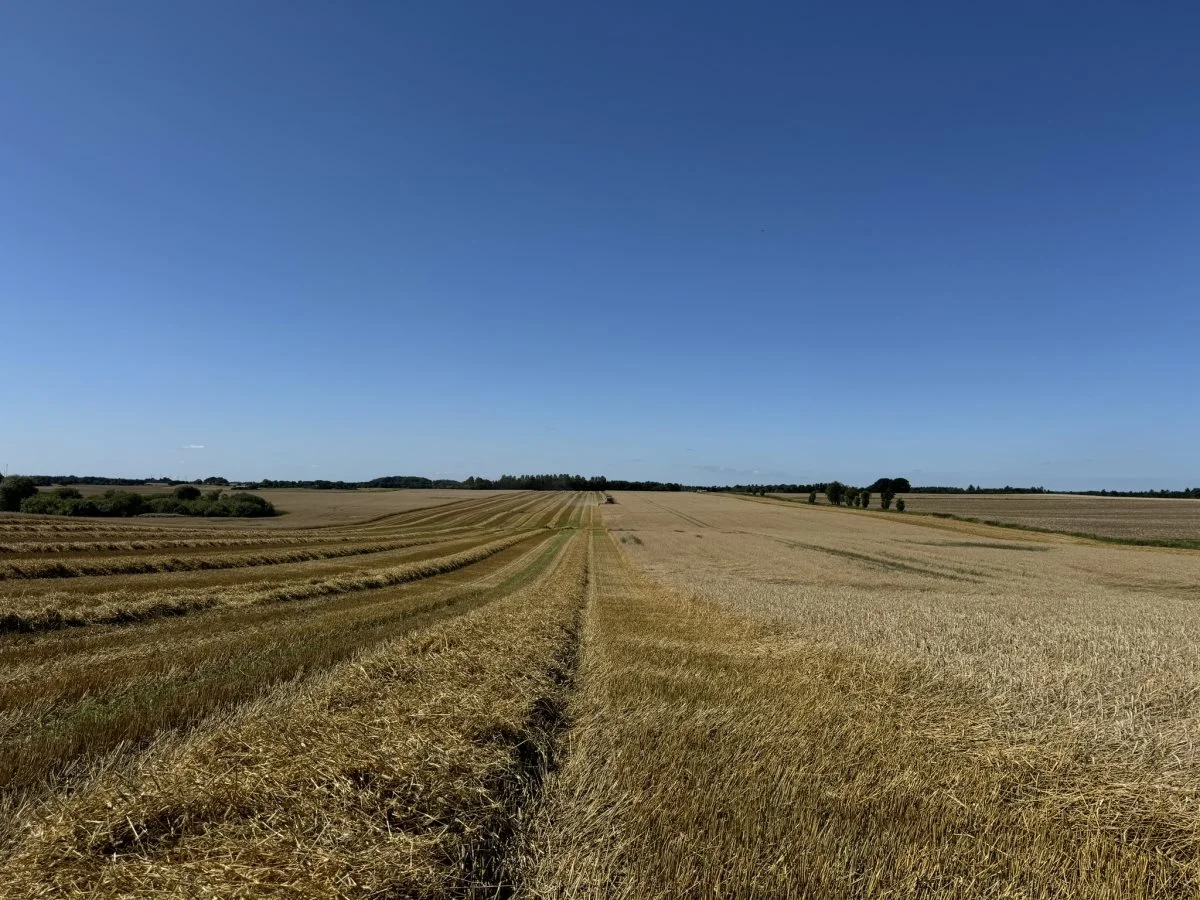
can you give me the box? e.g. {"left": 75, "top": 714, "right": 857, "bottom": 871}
{"left": 3, "top": 489, "right": 1199, "bottom": 896}
{"left": 771, "top": 491, "right": 1200, "bottom": 543}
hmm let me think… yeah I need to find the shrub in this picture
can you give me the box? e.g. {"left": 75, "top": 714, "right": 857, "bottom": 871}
{"left": 220, "top": 492, "right": 276, "bottom": 517}
{"left": 0, "top": 476, "right": 38, "bottom": 512}
{"left": 173, "top": 484, "right": 202, "bottom": 501}
{"left": 12, "top": 485, "right": 276, "bottom": 519}
{"left": 860, "top": 490, "right": 871, "bottom": 509}
{"left": 53, "top": 486, "right": 83, "bottom": 500}
{"left": 90, "top": 490, "right": 146, "bottom": 517}
{"left": 897, "top": 499, "right": 906, "bottom": 512}
{"left": 807, "top": 491, "right": 817, "bottom": 504}
{"left": 20, "top": 494, "right": 65, "bottom": 515}
{"left": 880, "top": 490, "right": 895, "bottom": 510}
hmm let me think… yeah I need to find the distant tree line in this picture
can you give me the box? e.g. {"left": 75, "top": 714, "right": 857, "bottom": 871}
{"left": 463, "top": 474, "right": 683, "bottom": 491}
{"left": 913, "top": 485, "right": 1200, "bottom": 499}
{"left": 9, "top": 473, "right": 1198, "bottom": 499}
{"left": 25, "top": 475, "right": 176, "bottom": 487}
{"left": 1, "top": 477, "right": 277, "bottom": 518}
{"left": 715, "top": 475, "right": 912, "bottom": 504}
{"left": 712, "top": 482, "right": 824, "bottom": 495}
{"left": 1076, "top": 488, "right": 1200, "bottom": 499}
{"left": 913, "top": 485, "right": 1050, "bottom": 494}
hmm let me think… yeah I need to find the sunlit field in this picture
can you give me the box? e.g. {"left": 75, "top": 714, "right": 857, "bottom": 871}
{"left": 771, "top": 490, "right": 1200, "bottom": 543}
{"left": 3, "top": 489, "right": 1198, "bottom": 896}
{"left": 55, "top": 485, "right": 508, "bottom": 528}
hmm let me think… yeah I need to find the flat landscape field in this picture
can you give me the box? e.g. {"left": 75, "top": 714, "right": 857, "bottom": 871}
{"left": 770, "top": 490, "right": 1200, "bottom": 542}
{"left": 57, "top": 485, "right": 509, "bottom": 528}
{"left": 3, "top": 490, "right": 1198, "bottom": 896}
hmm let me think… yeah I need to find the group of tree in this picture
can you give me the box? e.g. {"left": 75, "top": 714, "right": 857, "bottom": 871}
{"left": 821, "top": 480, "right": 906, "bottom": 511}
{"left": 2, "top": 478, "right": 277, "bottom": 518}
{"left": 713, "top": 478, "right": 912, "bottom": 498}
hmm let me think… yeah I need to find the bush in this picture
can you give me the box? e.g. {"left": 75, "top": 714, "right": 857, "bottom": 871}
{"left": 860, "top": 490, "right": 871, "bottom": 509}
{"left": 71, "top": 499, "right": 101, "bottom": 516}
{"left": 13, "top": 485, "right": 277, "bottom": 519}
{"left": 20, "top": 494, "right": 65, "bottom": 515}
{"left": 90, "top": 490, "right": 146, "bottom": 517}
{"left": 897, "top": 499, "right": 906, "bottom": 512}
{"left": 0, "top": 476, "right": 38, "bottom": 512}
{"left": 807, "top": 491, "right": 817, "bottom": 504}
{"left": 880, "top": 490, "right": 895, "bottom": 510}
{"left": 173, "top": 484, "right": 202, "bottom": 501}
{"left": 219, "top": 492, "right": 276, "bottom": 517}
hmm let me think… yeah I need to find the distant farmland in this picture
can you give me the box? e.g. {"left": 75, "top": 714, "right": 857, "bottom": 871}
{"left": 55, "top": 484, "right": 511, "bottom": 528}
{"left": 3, "top": 488, "right": 1199, "bottom": 896}
{"left": 898, "top": 492, "right": 1200, "bottom": 541}
{"left": 770, "top": 491, "right": 1200, "bottom": 542}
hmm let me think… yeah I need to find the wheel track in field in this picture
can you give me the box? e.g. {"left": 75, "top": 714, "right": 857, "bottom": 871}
{"left": 636, "top": 494, "right": 711, "bottom": 529}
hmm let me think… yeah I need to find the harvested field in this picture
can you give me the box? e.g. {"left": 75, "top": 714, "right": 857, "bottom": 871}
{"left": 529, "top": 491, "right": 1200, "bottom": 897}
{"left": 769, "top": 490, "right": 1200, "bottom": 543}
{"left": 0, "top": 490, "right": 588, "bottom": 841}
{"left": 5, "top": 487, "right": 1199, "bottom": 896}
{"left": 4, "top": 524, "right": 590, "bottom": 896}
{"left": 23, "top": 487, "right": 512, "bottom": 529}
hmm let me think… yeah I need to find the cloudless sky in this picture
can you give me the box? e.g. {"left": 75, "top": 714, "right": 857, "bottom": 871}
{"left": 3, "top": 2, "right": 1197, "bottom": 488}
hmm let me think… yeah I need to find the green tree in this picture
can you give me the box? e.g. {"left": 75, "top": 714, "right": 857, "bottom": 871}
{"left": 860, "top": 490, "right": 871, "bottom": 509}
{"left": 173, "top": 484, "right": 202, "bottom": 501}
{"left": 825, "top": 481, "right": 846, "bottom": 506}
{"left": 807, "top": 491, "right": 817, "bottom": 504}
{"left": 0, "top": 476, "right": 38, "bottom": 512}
{"left": 21, "top": 494, "right": 65, "bottom": 514}
{"left": 880, "top": 489, "right": 895, "bottom": 510}
{"left": 896, "top": 499, "right": 906, "bottom": 512}
{"left": 90, "top": 490, "right": 145, "bottom": 517}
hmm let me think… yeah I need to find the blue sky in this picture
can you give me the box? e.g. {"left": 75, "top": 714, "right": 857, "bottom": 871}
{"left": 2, "top": 2, "right": 1197, "bottom": 489}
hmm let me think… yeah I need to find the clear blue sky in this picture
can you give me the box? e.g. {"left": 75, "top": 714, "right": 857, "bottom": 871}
{"left": 3, "top": 2, "right": 1197, "bottom": 489}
